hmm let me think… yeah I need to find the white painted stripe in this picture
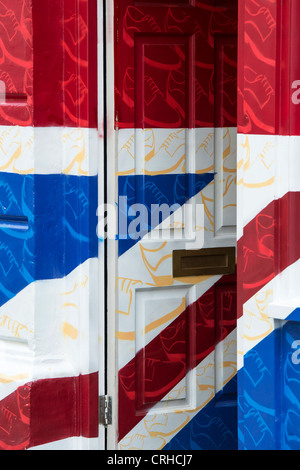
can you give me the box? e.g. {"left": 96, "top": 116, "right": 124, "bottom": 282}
{"left": 0, "top": 126, "right": 100, "bottom": 176}
{"left": 238, "top": 258, "right": 300, "bottom": 363}
{"left": 237, "top": 133, "right": 276, "bottom": 236}
{"left": 30, "top": 435, "right": 102, "bottom": 450}
{"left": 0, "top": 340, "right": 34, "bottom": 401}
{"left": 0, "top": 258, "right": 99, "bottom": 401}
{"left": 117, "top": 127, "right": 237, "bottom": 176}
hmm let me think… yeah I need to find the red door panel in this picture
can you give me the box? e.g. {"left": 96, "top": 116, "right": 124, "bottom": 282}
{"left": 115, "top": 0, "right": 237, "bottom": 129}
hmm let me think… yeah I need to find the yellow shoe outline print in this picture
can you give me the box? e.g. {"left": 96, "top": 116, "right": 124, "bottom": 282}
{"left": 145, "top": 129, "right": 186, "bottom": 176}
{"left": 62, "top": 128, "right": 88, "bottom": 176}
{"left": 0, "top": 126, "right": 33, "bottom": 174}
{"left": 139, "top": 241, "right": 173, "bottom": 288}
{"left": 117, "top": 129, "right": 155, "bottom": 176}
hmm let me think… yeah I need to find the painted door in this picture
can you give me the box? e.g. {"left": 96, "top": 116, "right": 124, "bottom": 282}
{"left": 0, "top": 0, "right": 103, "bottom": 450}
{"left": 112, "top": 0, "right": 238, "bottom": 450}
{"left": 237, "top": 0, "right": 300, "bottom": 451}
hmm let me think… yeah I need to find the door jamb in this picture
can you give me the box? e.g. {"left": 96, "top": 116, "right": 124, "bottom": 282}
{"left": 103, "top": 0, "right": 118, "bottom": 451}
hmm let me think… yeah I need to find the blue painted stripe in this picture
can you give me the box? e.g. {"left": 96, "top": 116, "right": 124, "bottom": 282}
{"left": 118, "top": 173, "right": 214, "bottom": 256}
{"left": 238, "top": 330, "right": 278, "bottom": 450}
{"left": 0, "top": 173, "right": 98, "bottom": 308}
{"left": 238, "top": 320, "right": 300, "bottom": 450}
{"left": 164, "top": 377, "right": 238, "bottom": 450}
{"left": 164, "top": 314, "right": 300, "bottom": 451}
{"left": 286, "top": 307, "right": 300, "bottom": 322}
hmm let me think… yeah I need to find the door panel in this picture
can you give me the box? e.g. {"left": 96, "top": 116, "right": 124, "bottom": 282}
{"left": 114, "top": 0, "right": 238, "bottom": 450}
{"left": 115, "top": 1, "right": 237, "bottom": 129}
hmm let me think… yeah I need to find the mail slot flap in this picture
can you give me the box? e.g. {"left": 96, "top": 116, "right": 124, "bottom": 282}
{"left": 173, "top": 247, "right": 236, "bottom": 277}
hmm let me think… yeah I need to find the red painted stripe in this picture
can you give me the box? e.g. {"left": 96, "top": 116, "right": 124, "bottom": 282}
{"left": 238, "top": 191, "right": 300, "bottom": 316}
{"left": 238, "top": 0, "right": 300, "bottom": 137}
{"left": 237, "top": 0, "right": 277, "bottom": 135}
{"left": 0, "top": 0, "right": 33, "bottom": 126}
{"left": 238, "top": 198, "right": 275, "bottom": 313}
{"left": 118, "top": 274, "right": 237, "bottom": 441}
{"left": 0, "top": 0, "right": 98, "bottom": 128}
{"left": 0, "top": 373, "right": 98, "bottom": 450}
{"left": 32, "top": 0, "right": 98, "bottom": 128}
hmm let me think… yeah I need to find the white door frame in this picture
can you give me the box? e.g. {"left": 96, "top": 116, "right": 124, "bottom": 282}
{"left": 103, "top": 0, "right": 118, "bottom": 450}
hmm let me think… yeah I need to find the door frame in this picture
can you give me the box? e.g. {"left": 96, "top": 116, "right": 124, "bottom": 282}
{"left": 97, "top": 0, "right": 107, "bottom": 451}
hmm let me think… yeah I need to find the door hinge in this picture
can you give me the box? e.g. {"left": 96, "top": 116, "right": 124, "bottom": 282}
{"left": 99, "top": 395, "right": 112, "bottom": 426}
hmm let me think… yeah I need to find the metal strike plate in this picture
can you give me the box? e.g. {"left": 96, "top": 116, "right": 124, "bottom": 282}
{"left": 173, "top": 247, "right": 236, "bottom": 278}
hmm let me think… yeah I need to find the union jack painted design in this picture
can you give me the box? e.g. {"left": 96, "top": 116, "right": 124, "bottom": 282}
{"left": 0, "top": 0, "right": 102, "bottom": 450}
{"left": 238, "top": 0, "right": 300, "bottom": 450}
{"left": 114, "top": 0, "right": 239, "bottom": 450}
{"left": 1, "top": 0, "right": 299, "bottom": 451}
